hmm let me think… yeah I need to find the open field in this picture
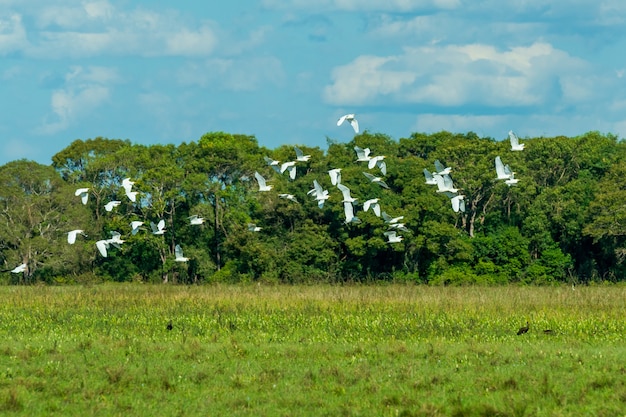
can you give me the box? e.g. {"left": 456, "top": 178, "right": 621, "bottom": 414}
{"left": 0, "top": 284, "right": 624, "bottom": 416}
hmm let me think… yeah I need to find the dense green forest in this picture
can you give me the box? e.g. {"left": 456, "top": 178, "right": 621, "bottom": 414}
{"left": 1, "top": 130, "right": 624, "bottom": 285}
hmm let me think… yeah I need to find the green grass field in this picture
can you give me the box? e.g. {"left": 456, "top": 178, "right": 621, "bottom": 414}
{"left": 0, "top": 284, "right": 624, "bottom": 416}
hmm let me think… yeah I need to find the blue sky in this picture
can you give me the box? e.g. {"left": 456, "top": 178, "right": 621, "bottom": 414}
{"left": 1, "top": 0, "right": 626, "bottom": 165}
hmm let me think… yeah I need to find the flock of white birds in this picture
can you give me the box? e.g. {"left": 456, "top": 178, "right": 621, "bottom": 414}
{"left": 7, "top": 115, "right": 524, "bottom": 274}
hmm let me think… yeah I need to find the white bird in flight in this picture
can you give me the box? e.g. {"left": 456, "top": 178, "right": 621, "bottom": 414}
{"left": 11, "top": 263, "right": 26, "bottom": 273}
{"left": 122, "top": 178, "right": 138, "bottom": 202}
{"left": 67, "top": 229, "right": 86, "bottom": 244}
{"left": 363, "top": 172, "right": 390, "bottom": 189}
{"left": 504, "top": 165, "right": 519, "bottom": 186}
{"left": 423, "top": 169, "right": 437, "bottom": 185}
{"left": 75, "top": 188, "right": 89, "bottom": 205}
{"left": 508, "top": 130, "right": 525, "bottom": 151}
{"left": 174, "top": 244, "right": 189, "bottom": 262}
{"left": 294, "top": 146, "right": 311, "bottom": 162}
{"left": 328, "top": 168, "right": 342, "bottom": 186}
{"left": 336, "top": 183, "right": 357, "bottom": 203}
{"left": 264, "top": 156, "right": 281, "bottom": 174}
{"left": 382, "top": 212, "right": 404, "bottom": 224}
{"left": 444, "top": 192, "right": 466, "bottom": 213}
{"left": 494, "top": 156, "right": 511, "bottom": 180}
{"left": 130, "top": 221, "right": 144, "bottom": 235}
{"left": 363, "top": 198, "right": 381, "bottom": 217}
{"left": 434, "top": 174, "right": 458, "bottom": 193}
{"left": 354, "top": 146, "right": 372, "bottom": 162}
{"left": 95, "top": 239, "right": 111, "bottom": 257}
{"left": 343, "top": 201, "right": 360, "bottom": 224}
{"left": 384, "top": 230, "right": 403, "bottom": 243}
{"left": 104, "top": 200, "right": 121, "bottom": 212}
{"left": 280, "top": 161, "right": 297, "bottom": 180}
{"left": 337, "top": 114, "right": 359, "bottom": 133}
{"left": 308, "top": 180, "right": 330, "bottom": 208}
{"left": 433, "top": 160, "right": 452, "bottom": 175}
{"left": 368, "top": 155, "right": 387, "bottom": 175}
{"left": 254, "top": 172, "right": 273, "bottom": 191}
{"left": 279, "top": 193, "right": 299, "bottom": 203}
{"left": 151, "top": 219, "right": 166, "bottom": 235}
{"left": 188, "top": 215, "right": 205, "bottom": 225}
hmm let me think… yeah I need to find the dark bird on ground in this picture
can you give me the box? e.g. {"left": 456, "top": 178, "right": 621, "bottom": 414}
{"left": 166, "top": 320, "right": 173, "bottom": 331}
{"left": 517, "top": 321, "right": 529, "bottom": 335}
{"left": 543, "top": 329, "right": 554, "bottom": 335}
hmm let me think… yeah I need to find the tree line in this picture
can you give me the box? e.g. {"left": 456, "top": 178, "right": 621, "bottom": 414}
{"left": 0, "top": 130, "right": 624, "bottom": 285}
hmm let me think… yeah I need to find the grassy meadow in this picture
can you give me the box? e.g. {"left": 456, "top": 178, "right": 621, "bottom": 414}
{"left": 0, "top": 284, "right": 624, "bottom": 416}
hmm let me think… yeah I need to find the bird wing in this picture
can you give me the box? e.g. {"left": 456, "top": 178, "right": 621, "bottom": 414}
{"left": 67, "top": 230, "right": 77, "bottom": 244}
{"left": 508, "top": 130, "right": 519, "bottom": 146}
{"left": 363, "top": 199, "right": 373, "bottom": 212}
{"left": 368, "top": 157, "right": 378, "bottom": 170}
{"left": 495, "top": 156, "right": 507, "bottom": 179}
{"left": 343, "top": 202, "right": 355, "bottom": 223}
{"left": 294, "top": 146, "right": 304, "bottom": 158}
{"left": 377, "top": 160, "right": 387, "bottom": 175}
{"left": 96, "top": 240, "right": 109, "bottom": 257}
{"left": 175, "top": 244, "right": 184, "bottom": 259}
{"left": 337, "top": 114, "right": 347, "bottom": 126}
{"left": 254, "top": 171, "right": 267, "bottom": 188}
{"left": 362, "top": 172, "right": 376, "bottom": 181}
{"left": 157, "top": 219, "right": 165, "bottom": 231}
{"left": 286, "top": 165, "right": 296, "bottom": 180}
{"left": 372, "top": 203, "right": 381, "bottom": 217}
{"left": 337, "top": 183, "right": 352, "bottom": 201}
{"left": 350, "top": 118, "right": 359, "bottom": 133}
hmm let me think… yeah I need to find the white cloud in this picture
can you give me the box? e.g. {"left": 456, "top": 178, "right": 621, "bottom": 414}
{"left": 262, "top": 0, "right": 460, "bottom": 12}
{"left": 324, "top": 42, "right": 591, "bottom": 108}
{"left": 177, "top": 56, "right": 285, "bottom": 91}
{"left": 36, "top": 66, "right": 117, "bottom": 134}
{"left": 0, "top": 13, "right": 28, "bottom": 54}
{"left": 3, "top": 1, "right": 219, "bottom": 58}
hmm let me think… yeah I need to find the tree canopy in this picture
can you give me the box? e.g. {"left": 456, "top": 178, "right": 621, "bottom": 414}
{"left": 1, "top": 131, "right": 624, "bottom": 285}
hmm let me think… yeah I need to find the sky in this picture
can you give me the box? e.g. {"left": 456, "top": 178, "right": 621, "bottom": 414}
{"left": 1, "top": 0, "right": 626, "bottom": 165}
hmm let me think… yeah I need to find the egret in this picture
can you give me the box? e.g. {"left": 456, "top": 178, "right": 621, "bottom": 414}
{"left": 495, "top": 156, "right": 510, "bottom": 180}
{"left": 382, "top": 212, "right": 404, "bottom": 224}
{"left": 504, "top": 164, "right": 519, "bottom": 186}
{"left": 151, "top": 219, "right": 166, "bottom": 235}
{"left": 337, "top": 183, "right": 357, "bottom": 203}
{"left": 444, "top": 192, "right": 465, "bottom": 213}
{"left": 368, "top": 155, "right": 386, "bottom": 175}
{"left": 130, "top": 221, "right": 144, "bottom": 235}
{"left": 423, "top": 169, "right": 437, "bottom": 185}
{"left": 354, "top": 146, "right": 372, "bottom": 162}
{"left": 254, "top": 172, "right": 273, "bottom": 191}
{"left": 362, "top": 172, "right": 389, "bottom": 189}
{"left": 122, "top": 178, "right": 135, "bottom": 193}
{"left": 363, "top": 198, "right": 381, "bottom": 217}
{"left": 387, "top": 223, "right": 409, "bottom": 232}
{"left": 248, "top": 223, "right": 262, "bottom": 232}
{"left": 95, "top": 239, "right": 110, "bottom": 257}
{"left": 294, "top": 146, "right": 311, "bottom": 162}
{"left": 11, "top": 263, "right": 26, "bottom": 273}
{"left": 280, "top": 161, "right": 297, "bottom": 180}
{"left": 109, "top": 231, "right": 125, "bottom": 245}
{"left": 337, "top": 114, "right": 359, "bottom": 133}
{"left": 434, "top": 174, "right": 458, "bottom": 193}
{"left": 308, "top": 180, "right": 330, "bottom": 208}
{"left": 75, "top": 188, "right": 89, "bottom": 205}
{"left": 188, "top": 215, "right": 205, "bottom": 225}
{"left": 67, "top": 229, "right": 86, "bottom": 244}
{"left": 433, "top": 160, "right": 452, "bottom": 175}
{"left": 264, "top": 156, "right": 281, "bottom": 174}
{"left": 343, "top": 201, "right": 360, "bottom": 224}
{"left": 174, "top": 244, "right": 189, "bottom": 262}
{"left": 328, "top": 168, "right": 342, "bottom": 186}
{"left": 384, "top": 230, "right": 403, "bottom": 243}
{"left": 104, "top": 200, "right": 121, "bottom": 212}
{"left": 508, "top": 130, "right": 525, "bottom": 151}
{"left": 279, "top": 193, "right": 299, "bottom": 203}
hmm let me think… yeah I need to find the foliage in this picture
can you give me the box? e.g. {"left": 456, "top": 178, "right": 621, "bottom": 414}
{"left": 1, "top": 131, "right": 626, "bottom": 283}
